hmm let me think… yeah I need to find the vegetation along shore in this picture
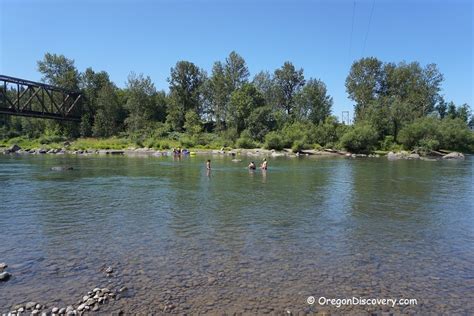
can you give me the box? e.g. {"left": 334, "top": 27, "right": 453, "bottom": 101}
{"left": 1, "top": 52, "right": 473, "bottom": 155}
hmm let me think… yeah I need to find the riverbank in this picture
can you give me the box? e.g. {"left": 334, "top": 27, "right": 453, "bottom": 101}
{"left": 1, "top": 142, "right": 466, "bottom": 161}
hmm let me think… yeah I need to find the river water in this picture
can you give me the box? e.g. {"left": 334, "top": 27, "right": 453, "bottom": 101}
{"left": 0, "top": 154, "right": 473, "bottom": 314}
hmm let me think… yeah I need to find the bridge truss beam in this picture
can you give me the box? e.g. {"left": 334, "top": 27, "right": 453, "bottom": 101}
{"left": 0, "top": 75, "right": 83, "bottom": 121}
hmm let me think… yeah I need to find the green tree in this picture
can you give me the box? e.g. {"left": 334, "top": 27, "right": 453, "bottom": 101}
{"left": 37, "top": 53, "right": 80, "bottom": 90}
{"left": 228, "top": 83, "right": 265, "bottom": 133}
{"left": 124, "top": 73, "right": 157, "bottom": 134}
{"left": 345, "top": 57, "right": 384, "bottom": 120}
{"left": 436, "top": 96, "right": 447, "bottom": 119}
{"left": 80, "top": 68, "right": 116, "bottom": 137}
{"left": 246, "top": 106, "right": 276, "bottom": 142}
{"left": 183, "top": 110, "right": 203, "bottom": 135}
{"left": 456, "top": 103, "right": 471, "bottom": 124}
{"left": 274, "top": 62, "right": 305, "bottom": 117}
{"left": 224, "top": 51, "right": 249, "bottom": 91}
{"left": 92, "top": 84, "right": 124, "bottom": 137}
{"left": 167, "top": 61, "right": 205, "bottom": 131}
{"left": 446, "top": 101, "right": 457, "bottom": 119}
{"left": 205, "top": 61, "right": 228, "bottom": 131}
{"left": 295, "top": 78, "right": 333, "bottom": 124}
{"left": 252, "top": 71, "right": 279, "bottom": 109}
{"left": 37, "top": 53, "right": 81, "bottom": 137}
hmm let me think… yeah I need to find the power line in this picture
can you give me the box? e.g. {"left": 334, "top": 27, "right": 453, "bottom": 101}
{"left": 348, "top": 1, "right": 356, "bottom": 63}
{"left": 362, "top": 0, "right": 376, "bottom": 57}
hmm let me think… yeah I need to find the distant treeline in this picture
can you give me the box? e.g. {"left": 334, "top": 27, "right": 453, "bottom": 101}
{"left": 1, "top": 52, "right": 473, "bottom": 153}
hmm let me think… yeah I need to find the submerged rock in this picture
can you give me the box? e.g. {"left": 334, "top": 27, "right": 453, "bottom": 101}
{"left": 51, "top": 166, "right": 74, "bottom": 171}
{"left": 442, "top": 152, "right": 465, "bottom": 160}
{"left": 0, "top": 271, "right": 11, "bottom": 281}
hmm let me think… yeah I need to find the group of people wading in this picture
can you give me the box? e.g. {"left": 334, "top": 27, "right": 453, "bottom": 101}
{"left": 205, "top": 158, "right": 268, "bottom": 171}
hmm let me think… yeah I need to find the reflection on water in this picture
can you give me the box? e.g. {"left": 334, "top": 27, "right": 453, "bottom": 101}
{"left": 0, "top": 155, "right": 473, "bottom": 314}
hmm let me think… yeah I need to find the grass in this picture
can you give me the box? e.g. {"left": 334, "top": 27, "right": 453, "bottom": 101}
{"left": 0, "top": 136, "right": 229, "bottom": 151}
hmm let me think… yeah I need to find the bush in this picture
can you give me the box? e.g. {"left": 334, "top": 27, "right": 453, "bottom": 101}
{"left": 179, "top": 136, "right": 196, "bottom": 148}
{"left": 280, "top": 122, "right": 310, "bottom": 148}
{"left": 236, "top": 130, "right": 257, "bottom": 149}
{"left": 264, "top": 131, "right": 285, "bottom": 150}
{"left": 398, "top": 117, "right": 440, "bottom": 150}
{"left": 38, "top": 135, "right": 67, "bottom": 144}
{"left": 418, "top": 138, "right": 440, "bottom": 154}
{"left": 340, "top": 124, "right": 379, "bottom": 153}
{"left": 438, "top": 118, "right": 474, "bottom": 152}
{"left": 291, "top": 139, "right": 311, "bottom": 153}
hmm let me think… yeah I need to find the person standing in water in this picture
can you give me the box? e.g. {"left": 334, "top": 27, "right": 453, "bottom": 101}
{"left": 248, "top": 161, "right": 256, "bottom": 170}
{"left": 206, "top": 160, "right": 211, "bottom": 170}
{"left": 260, "top": 158, "right": 268, "bottom": 170}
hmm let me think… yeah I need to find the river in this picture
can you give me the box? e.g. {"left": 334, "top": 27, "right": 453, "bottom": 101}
{"left": 0, "top": 154, "right": 473, "bottom": 314}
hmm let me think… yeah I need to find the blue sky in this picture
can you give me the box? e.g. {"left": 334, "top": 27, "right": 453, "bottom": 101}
{"left": 1, "top": 0, "right": 472, "bottom": 119}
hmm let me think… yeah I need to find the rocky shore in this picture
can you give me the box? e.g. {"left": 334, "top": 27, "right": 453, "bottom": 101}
{"left": 386, "top": 150, "right": 465, "bottom": 161}
{"left": 2, "top": 265, "right": 128, "bottom": 316}
{"left": 1, "top": 144, "right": 466, "bottom": 161}
{"left": 1, "top": 144, "right": 347, "bottom": 158}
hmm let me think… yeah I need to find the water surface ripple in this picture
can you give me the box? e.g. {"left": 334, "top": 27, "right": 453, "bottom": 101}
{"left": 0, "top": 155, "right": 473, "bottom": 314}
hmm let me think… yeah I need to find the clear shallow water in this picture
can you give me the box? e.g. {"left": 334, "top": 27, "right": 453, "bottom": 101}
{"left": 0, "top": 154, "right": 473, "bottom": 314}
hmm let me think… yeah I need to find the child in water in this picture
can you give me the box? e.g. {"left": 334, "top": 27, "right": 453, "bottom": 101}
{"left": 260, "top": 158, "right": 268, "bottom": 170}
{"left": 206, "top": 160, "right": 211, "bottom": 170}
{"left": 248, "top": 161, "right": 256, "bottom": 170}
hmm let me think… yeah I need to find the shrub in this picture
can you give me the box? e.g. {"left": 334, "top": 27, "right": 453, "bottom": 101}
{"left": 280, "top": 122, "right": 310, "bottom": 148}
{"left": 438, "top": 118, "right": 474, "bottom": 152}
{"left": 39, "top": 135, "right": 67, "bottom": 144}
{"left": 291, "top": 139, "right": 310, "bottom": 153}
{"left": 264, "top": 131, "right": 285, "bottom": 150}
{"left": 398, "top": 117, "right": 440, "bottom": 150}
{"left": 418, "top": 138, "right": 440, "bottom": 154}
{"left": 340, "top": 124, "right": 379, "bottom": 153}
{"left": 236, "top": 130, "right": 257, "bottom": 149}
{"left": 179, "top": 136, "right": 195, "bottom": 148}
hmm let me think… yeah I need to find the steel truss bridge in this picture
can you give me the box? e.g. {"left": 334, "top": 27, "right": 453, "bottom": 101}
{"left": 0, "top": 75, "right": 83, "bottom": 122}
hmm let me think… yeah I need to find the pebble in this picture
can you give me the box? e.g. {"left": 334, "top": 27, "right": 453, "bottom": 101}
{"left": 0, "top": 262, "right": 7, "bottom": 270}
{"left": 118, "top": 286, "right": 128, "bottom": 293}
{"left": 77, "top": 304, "right": 86, "bottom": 312}
{"left": 25, "top": 302, "right": 37, "bottom": 310}
{"left": 31, "top": 310, "right": 39, "bottom": 315}
{"left": 86, "top": 298, "right": 95, "bottom": 306}
{"left": 59, "top": 308, "right": 66, "bottom": 314}
{"left": 105, "top": 267, "right": 113, "bottom": 274}
{"left": 207, "top": 276, "right": 217, "bottom": 285}
{"left": 52, "top": 307, "right": 59, "bottom": 313}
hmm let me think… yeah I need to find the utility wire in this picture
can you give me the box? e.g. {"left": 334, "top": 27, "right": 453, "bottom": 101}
{"left": 348, "top": 1, "right": 356, "bottom": 63}
{"left": 362, "top": 0, "right": 376, "bottom": 57}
